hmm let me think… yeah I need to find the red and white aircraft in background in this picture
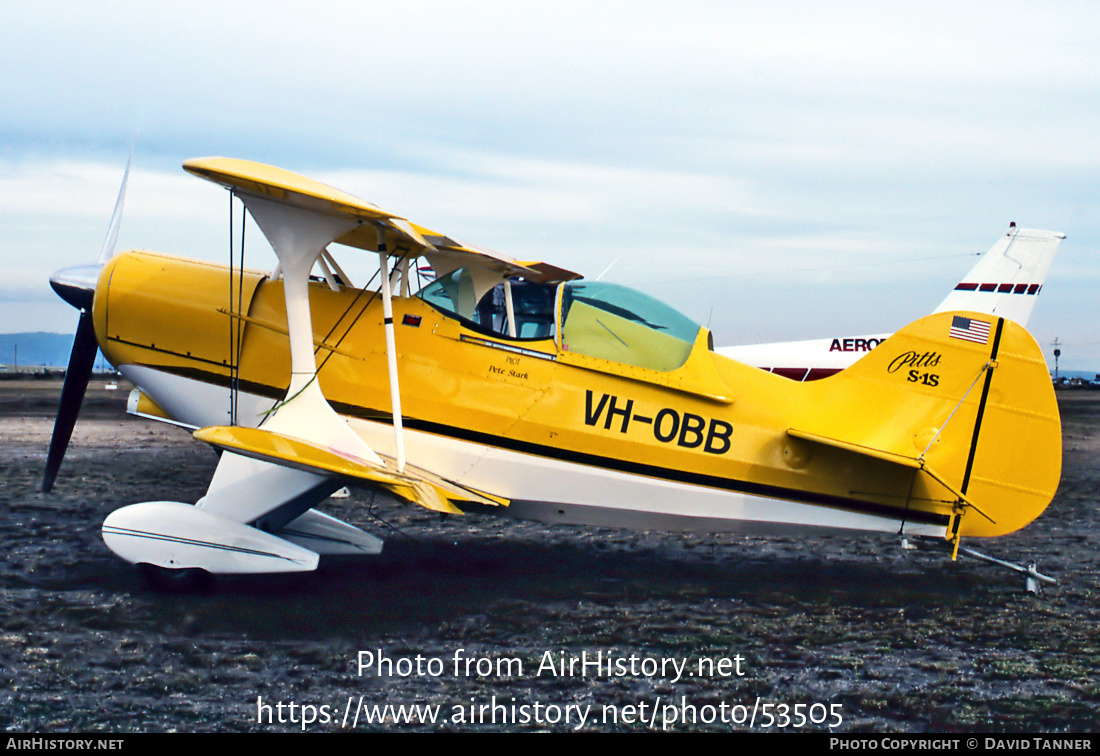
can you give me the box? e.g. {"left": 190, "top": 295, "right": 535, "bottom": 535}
{"left": 718, "top": 225, "right": 1064, "bottom": 380}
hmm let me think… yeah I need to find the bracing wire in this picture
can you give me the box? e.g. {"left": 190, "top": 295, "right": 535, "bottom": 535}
{"left": 313, "top": 244, "right": 414, "bottom": 377}
{"left": 314, "top": 266, "right": 383, "bottom": 376}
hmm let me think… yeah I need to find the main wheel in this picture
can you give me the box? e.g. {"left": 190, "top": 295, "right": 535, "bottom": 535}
{"left": 137, "top": 563, "right": 215, "bottom": 592}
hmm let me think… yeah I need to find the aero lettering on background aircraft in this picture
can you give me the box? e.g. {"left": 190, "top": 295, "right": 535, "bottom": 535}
{"left": 829, "top": 338, "right": 884, "bottom": 352}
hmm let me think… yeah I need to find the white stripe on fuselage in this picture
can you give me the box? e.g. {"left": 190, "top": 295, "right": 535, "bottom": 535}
{"left": 121, "top": 364, "right": 947, "bottom": 539}
{"left": 121, "top": 364, "right": 278, "bottom": 430}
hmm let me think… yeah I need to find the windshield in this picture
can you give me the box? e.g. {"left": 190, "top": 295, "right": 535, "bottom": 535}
{"left": 559, "top": 282, "right": 700, "bottom": 371}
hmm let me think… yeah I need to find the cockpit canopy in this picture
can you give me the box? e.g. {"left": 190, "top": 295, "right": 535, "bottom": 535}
{"left": 418, "top": 270, "right": 701, "bottom": 372}
{"left": 417, "top": 269, "right": 556, "bottom": 339}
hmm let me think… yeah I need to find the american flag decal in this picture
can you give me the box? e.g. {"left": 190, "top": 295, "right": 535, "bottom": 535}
{"left": 949, "top": 315, "right": 991, "bottom": 345}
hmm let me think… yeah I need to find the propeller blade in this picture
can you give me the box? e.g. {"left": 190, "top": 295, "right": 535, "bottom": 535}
{"left": 98, "top": 146, "right": 132, "bottom": 264}
{"left": 42, "top": 149, "right": 134, "bottom": 492}
{"left": 42, "top": 310, "right": 99, "bottom": 492}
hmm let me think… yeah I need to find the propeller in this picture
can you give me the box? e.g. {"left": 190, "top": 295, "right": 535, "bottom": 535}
{"left": 41, "top": 151, "right": 132, "bottom": 493}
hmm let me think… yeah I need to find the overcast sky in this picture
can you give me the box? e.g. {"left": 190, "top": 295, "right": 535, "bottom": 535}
{"left": 2, "top": 1, "right": 1097, "bottom": 369}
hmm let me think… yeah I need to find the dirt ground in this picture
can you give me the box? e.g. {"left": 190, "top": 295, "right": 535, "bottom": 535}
{"left": 0, "top": 379, "right": 1096, "bottom": 733}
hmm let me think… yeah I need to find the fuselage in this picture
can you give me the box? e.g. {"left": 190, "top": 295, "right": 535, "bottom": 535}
{"left": 92, "top": 249, "right": 1054, "bottom": 541}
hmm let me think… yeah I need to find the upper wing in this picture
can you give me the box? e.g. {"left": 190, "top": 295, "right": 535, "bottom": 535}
{"left": 183, "top": 157, "right": 582, "bottom": 285}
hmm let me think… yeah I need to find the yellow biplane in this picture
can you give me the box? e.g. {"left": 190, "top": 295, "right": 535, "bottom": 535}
{"left": 44, "top": 158, "right": 1061, "bottom": 585}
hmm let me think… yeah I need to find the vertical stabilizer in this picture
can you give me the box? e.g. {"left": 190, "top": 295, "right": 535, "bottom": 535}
{"left": 933, "top": 226, "right": 1063, "bottom": 326}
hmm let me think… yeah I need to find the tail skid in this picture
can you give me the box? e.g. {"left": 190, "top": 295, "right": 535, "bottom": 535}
{"left": 903, "top": 535, "right": 1057, "bottom": 593}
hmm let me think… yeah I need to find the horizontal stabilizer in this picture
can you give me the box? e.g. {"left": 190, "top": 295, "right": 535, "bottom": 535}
{"left": 785, "top": 428, "right": 992, "bottom": 525}
{"left": 786, "top": 428, "right": 923, "bottom": 469}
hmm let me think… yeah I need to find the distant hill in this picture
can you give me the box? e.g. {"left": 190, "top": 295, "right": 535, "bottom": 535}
{"left": 0, "top": 332, "right": 106, "bottom": 369}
